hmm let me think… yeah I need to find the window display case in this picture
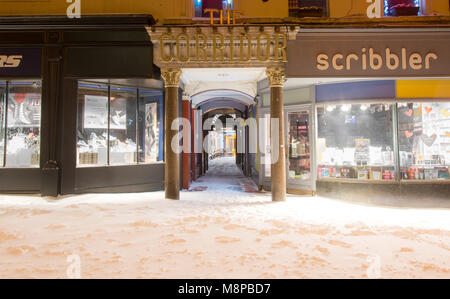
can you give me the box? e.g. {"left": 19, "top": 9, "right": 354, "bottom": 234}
{"left": 317, "top": 103, "right": 396, "bottom": 181}
{"left": 398, "top": 102, "right": 449, "bottom": 180}
{"left": 5, "top": 81, "right": 41, "bottom": 168}
{"left": 77, "top": 82, "right": 163, "bottom": 167}
{"left": 109, "top": 87, "right": 137, "bottom": 165}
{"left": 77, "top": 83, "right": 109, "bottom": 167}
{"left": 0, "top": 84, "right": 5, "bottom": 167}
{"left": 288, "top": 111, "right": 311, "bottom": 181}
{"left": 138, "top": 89, "right": 162, "bottom": 164}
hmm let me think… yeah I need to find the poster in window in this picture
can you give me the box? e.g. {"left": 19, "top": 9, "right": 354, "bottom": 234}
{"left": 109, "top": 97, "right": 127, "bottom": 130}
{"left": 355, "top": 138, "right": 370, "bottom": 165}
{"left": 144, "top": 102, "right": 159, "bottom": 162}
{"left": 84, "top": 95, "right": 108, "bottom": 129}
{"left": 7, "top": 93, "right": 41, "bottom": 127}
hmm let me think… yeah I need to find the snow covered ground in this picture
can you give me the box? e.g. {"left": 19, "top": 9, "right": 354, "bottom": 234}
{"left": 0, "top": 157, "right": 449, "bottom": 279}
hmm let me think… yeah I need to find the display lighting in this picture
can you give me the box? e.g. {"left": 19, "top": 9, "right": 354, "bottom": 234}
{"left": 326, "top": 105, "right": 336, "bottom": 112}
{"left": 340, "top": 104, "right": 352, "bottom": 112}
{"left": 360, "top": 104, "right": 369, "bottom": 111}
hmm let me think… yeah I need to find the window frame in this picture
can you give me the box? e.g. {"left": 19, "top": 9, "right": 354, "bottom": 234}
{"left": 76, "top": 81, "right": 164, "bottom": 168}
{"left": 1, "top": 80, "right": 42, "bottom": 169}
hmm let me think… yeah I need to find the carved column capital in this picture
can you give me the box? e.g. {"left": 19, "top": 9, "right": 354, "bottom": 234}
{"left": 161, "top": 68, "right": 182, "bottom": 88}
{"left": 266, "top": 67, "right": 286, "bottom": 88}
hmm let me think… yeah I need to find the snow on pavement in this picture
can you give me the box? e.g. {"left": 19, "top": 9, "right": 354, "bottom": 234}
{"left": 0, "top": 157, "right": 449, "bottom": 278}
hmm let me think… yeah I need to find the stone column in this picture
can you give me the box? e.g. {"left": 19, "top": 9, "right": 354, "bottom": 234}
{"left": 161, "top": 68, "right": 182, "bottom": 200}
{"left": 266, "top": 67, "right": 286, "bottom": 202}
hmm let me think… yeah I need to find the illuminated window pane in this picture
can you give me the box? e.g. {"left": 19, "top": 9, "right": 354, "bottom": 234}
{"left": 5, "top": 81, "right": 41, "bottom": 168}
{"left": 385, "top": 0, "right": 420, "bottom": 16}
{"left": 288, "top": 111, "right": 311, "bottom": 180}
{"left": 317, "top": 104, "right": 396, "bottom": 180}
{"left": 109, "top": 86, "right": 137, "bottom": 165}
{"left": 138, "top": 90, "right": 163, "bottom": 163}
{"left": 398, "top": 102, "right": 450, "bottom": 180}
{"left": 77, "top": 83, "right": 109, "bottom": 167}
{"left": 0, "top": 82, "right": 6, "bottom": 167}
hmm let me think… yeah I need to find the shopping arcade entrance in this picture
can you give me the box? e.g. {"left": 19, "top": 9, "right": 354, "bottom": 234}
{"left": 146, "top": 24, "right": 300, "bottom": 201}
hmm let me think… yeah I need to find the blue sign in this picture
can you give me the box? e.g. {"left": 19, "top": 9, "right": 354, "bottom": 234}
{"left": 0, "top": 48, "right": 42, "bottom": 77}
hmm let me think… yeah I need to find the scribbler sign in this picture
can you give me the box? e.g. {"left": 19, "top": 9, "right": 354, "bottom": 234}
{"left": 0, "top": 48, "right": 42, "bottom": 77}
{"left": 286, "top": 32, "right": 450, "bottom": 78}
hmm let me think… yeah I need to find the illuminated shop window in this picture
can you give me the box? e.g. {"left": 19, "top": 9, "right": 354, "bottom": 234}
{"left": 2, "top": 81, "right": 42, "bottom": 168}
{"left": 138, "top": 89, "right": 163, "bottom": 164}
{"left": 76, "top": 82, "right": 162, "bottom": 167}
{"left": 384, "top": 0, "right": 420, "bottom": 16}
{"left": 397, "top": 102, "right": 449, "bottom": 180}
{"left": 0, "top": 83, "right": 5, "bottom": 167}
{"left": 317, "top": 104, "right": 396, "bottom": 181}
{"left": 288, "top": 111, "right": 311, "bottom": 180}
{"left": 195, "top": 0, "right": 233, "bottom": 18}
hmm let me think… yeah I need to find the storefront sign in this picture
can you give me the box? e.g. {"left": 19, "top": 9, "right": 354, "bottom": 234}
{"left": 286, "top": 32, "right": 450, "bottom": 78}
{"left": 0, "top": 48, "right": 41, "bottom": 77}
{"left": 159, "top": 32, "right": 287, "bottom": 63}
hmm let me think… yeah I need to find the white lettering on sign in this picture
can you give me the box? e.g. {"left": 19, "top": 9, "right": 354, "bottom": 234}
{"left": 316, "top": 48, "right": 438, "bottom": 71}
{"left": 0, "top": 55, "right": 23, "bottom": 68}
{"left": 366, "top": 0, "right": 382, "bottom": 19}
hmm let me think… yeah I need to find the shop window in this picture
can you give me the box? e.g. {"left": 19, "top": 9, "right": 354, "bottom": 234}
{"left": 288, "top": 111, "right": 311, "bottom": 180}
{"left": 0, "top": 83, "right": 6, "bottom": 167}
{"left": 384, "top": 0, "right": 420, "bottom": 16}
{"left": 290, "top": 0, "right": 328, "bottom": 18}
{"left": 317, "top": 104, "right": 396, "bottom": 181}
{"left": 195, "top": 0, "right": 233, "bottom": 18}
{"left": 76, "top": 82, "right": 163, "bottom": 167}
{"left": 77, "top": 83, "right": 109, "bottom": 166}
{"left": 109, "top": 87, "right": 138, "bottom": 165}
{"left": 138, "top": 89, "right": 163, "bottom": 164}
{"left": 397, "top": 102, "right": 449, "bottom": 180}
{"left": 3, "top": 81, "right": 42, "bottom": 168}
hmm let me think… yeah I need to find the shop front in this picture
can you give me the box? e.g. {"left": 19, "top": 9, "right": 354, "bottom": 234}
{"left": 0, "top": 47, "right": 43, "bottom": 192}
{"left": 0, "top": 15, "right": 165, "bottom": 196}
{"left": 258, "top": 29, "right": 450, "bottom": 199}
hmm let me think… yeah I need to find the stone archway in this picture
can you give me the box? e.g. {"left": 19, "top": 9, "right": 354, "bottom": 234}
{"left": 146, "top": 24, "right": 299, "bottom": 201}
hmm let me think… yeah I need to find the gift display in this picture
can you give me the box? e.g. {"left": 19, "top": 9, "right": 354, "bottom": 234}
{"left": 288, "top": 111, "right": 311, "bottom": 180}
{"left": 397, "top": 102, "right": 449, "bottom": 180}
{"left": 317, "top": 104, "right": 396, "bottom": 180}
{"left": 76, "top": 84, "right": 162, "bottom": 167}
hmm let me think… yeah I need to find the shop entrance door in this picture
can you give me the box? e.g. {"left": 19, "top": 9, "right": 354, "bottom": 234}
{"left": 285, "top": 105, "right": 316, "bottom": 195}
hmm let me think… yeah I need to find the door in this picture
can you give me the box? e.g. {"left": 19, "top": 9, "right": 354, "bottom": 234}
{"left": 285, "top": 105, "right": 316, "bottom": 194}
{"left": 260, "top": 109, "right": 272, "bottom": 188}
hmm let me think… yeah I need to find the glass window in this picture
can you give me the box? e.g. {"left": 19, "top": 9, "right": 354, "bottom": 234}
{"left": 6, "top": 81, "right": 41, "bottom": 168}
{"left": 317, "top": 104, "right": 396, "bottom": 180}
{"left": 262, "top": 113, "right": 271, "bottom": 177}
{"left": 109, "top": 86, "right": 137, "bottom": 165}
{"left": 196, "top": 0, "right": 233, "bottom": 18}
{"left": 138, "top": 90, "right": 162, "bottom": 163}
{"left": 77, "top": 83, "right": 163, "bottom": 167}
{"left": 384, "top": 0, "right": 420, "bottom": 16}
{"left": 288, "top": 111, "right": 311, "bottom": 180}
{"left": 398, "top": 102, "right": 449, "bottom": 180}
{"left": 0, "top": 82, "right": 6, "bottom": 167}
{"left": 77, "top": 83, "right": 109, "bottom": 167}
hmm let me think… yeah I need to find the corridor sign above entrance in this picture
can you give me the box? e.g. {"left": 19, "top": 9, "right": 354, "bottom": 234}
{"left": 147, "top": 26, "right": 299, "bottom": 68}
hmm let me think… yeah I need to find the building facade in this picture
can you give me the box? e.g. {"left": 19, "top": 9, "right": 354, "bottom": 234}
{"left": 0, "top": 0, "right": 449, "bottom": 200}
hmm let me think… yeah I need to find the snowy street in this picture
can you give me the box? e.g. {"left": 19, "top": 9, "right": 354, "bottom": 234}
{"left": 0, "top": 157, "right": 449, "bottom": 279}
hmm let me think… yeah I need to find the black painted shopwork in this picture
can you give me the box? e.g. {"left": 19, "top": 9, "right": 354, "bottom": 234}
{"left": 0, "top": 15, "right": 166, "bottom": 196}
